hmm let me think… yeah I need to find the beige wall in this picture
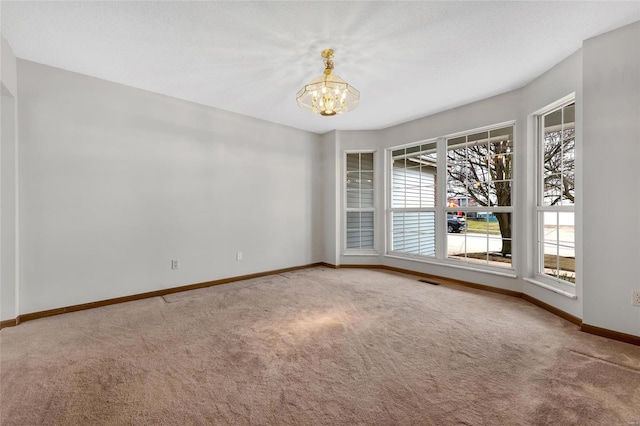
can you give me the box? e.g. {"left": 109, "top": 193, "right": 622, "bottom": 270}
{"left": 16, "top": 60, "right": 322, "bottom": 314}
{"left": 582, "top": 21, "right": 640, "bottom": 336}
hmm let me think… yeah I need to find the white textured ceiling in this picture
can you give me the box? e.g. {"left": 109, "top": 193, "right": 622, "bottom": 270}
{"left": 1, "top": 1, "right": 639, "bottom": 134}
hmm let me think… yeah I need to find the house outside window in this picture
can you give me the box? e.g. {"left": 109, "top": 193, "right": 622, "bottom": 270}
{"left": 387, "top": 123, "right": 515, "bottom": 273}
{"left": 390, "top": 142, "right": 438, "bottom": 257}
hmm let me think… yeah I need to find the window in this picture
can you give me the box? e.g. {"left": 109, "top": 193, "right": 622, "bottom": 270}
{"left": 536, "top": 101, "right": 575, "bottom": 288}
{"left": 390, "top": 142, "right": 437, "bottom": 257}
{"left": 387, "top": 123, "right": 515, "bottom": 272}
{"left": 446, "top": 125, "right": 514, "bottom": 269}
{"left": 345, "top": 152, "right": 375, "bottom": 251}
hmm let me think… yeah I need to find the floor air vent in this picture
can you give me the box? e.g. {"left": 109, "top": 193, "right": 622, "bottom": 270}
{"left": 418, "top": 279, "right": 439, "bottom": 286}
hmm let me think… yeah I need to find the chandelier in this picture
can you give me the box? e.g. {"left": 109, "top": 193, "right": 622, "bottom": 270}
{"left": 296, "top": 49, "right": 360, "bottom": 116}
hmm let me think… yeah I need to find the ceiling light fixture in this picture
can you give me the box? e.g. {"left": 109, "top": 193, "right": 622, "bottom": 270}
{"left": 296, "top": 49, "right": 360, "bottom": 116}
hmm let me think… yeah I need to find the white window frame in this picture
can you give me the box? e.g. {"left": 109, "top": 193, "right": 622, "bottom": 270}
{"left": 385, "top": 121, "right": 516, "bottom": 275}
{"left": 344, "top": 150, "right": 377, "bottom": 255}
{"left": 444, "top": 123, "right": 516, "bottom": 272}
{"left": 531, "top": 95, "right": 577, "bottom": 297}
{"left": 387, "top": 140, "right": 439, "bottom": 259}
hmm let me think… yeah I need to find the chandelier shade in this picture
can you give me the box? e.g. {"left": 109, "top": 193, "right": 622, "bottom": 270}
{"left": 296, "top": 49, "right": 360, "bottom": 116}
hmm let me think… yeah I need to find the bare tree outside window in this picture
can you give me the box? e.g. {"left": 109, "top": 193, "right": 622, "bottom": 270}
{"left": 538, "top": 102, "right": 576, "bottom": 284}
{"left": 446, "top": 126, "right": 514, "bottom": 257}
{"left": 542, "top": 108, "right": 575, "bottom": 207}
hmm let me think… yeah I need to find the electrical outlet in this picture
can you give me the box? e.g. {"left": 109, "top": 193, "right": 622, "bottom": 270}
{"left": 171, "top": 259, "right": 180, "bottom": 269}
{"left": 236, "top": 251, "right": 243, "bottom": 261}
{"left": 633, "top": 290, "right": 640, "bottom": 307}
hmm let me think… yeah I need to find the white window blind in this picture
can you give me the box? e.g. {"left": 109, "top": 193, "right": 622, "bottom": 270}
{"left": 345, "top": 152, "right": 375, "bottom": 251}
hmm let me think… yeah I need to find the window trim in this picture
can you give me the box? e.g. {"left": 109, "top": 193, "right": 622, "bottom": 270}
{"left": 343, "top": 150, "right": 377, "bottom": 255}
{"left": 388, "top": 139, "right": 439, "bottom": 259}
{"left": 532, "top": 95, "right": 577, "bottom": 295}
{"left": 385, "top": 121, "right": 516, "bottom": 274}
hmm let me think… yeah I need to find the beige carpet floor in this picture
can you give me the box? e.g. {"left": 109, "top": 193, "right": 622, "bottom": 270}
{"left": 1, "top": 266, "right": 639, "bottom": 425}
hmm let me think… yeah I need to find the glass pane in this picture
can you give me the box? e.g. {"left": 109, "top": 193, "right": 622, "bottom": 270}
{"left": 393, "top": 157, "right": 406, "bottom": 170}
{"left": 488, "top": 235, "right": 508, "bottom": 254}
{"left": 360, "top": 190, "right": 374, "bottom": 208}
{"left": 392, "top": 149, "right": 405, "bottom": 159}
{"left": 399, "top": 212, "right": 419, "bottom": 255}
{"left": 346, "top": 171, "right": 359, "bottom": 189}
{"left": 562, "top": 173, "right": 575, "bottom": 206}
{"left": 541, "top": 212, "right": 559, "bottom": 245}
{"left": 543, "top": 135, "right": 562, "bottom": 176}
{"left": 557, "top": 212, "right": 575, "bottom": 279}
{"left": 406, "top": 185, "right": 420, "bottom": 208}
{"left": 447, "top": 136, "right": 466, "bottom": 148}
{"left": 420, "top": 164, "right": 436, "bottom": 184}
{"left": 543, "top": 174, "right": 562, "bottom": 206}
{"left": 392, "top": 232, "right": 404, "bottom": 252}
{"left": 539, "top": 211, "right": 575, "bottom": 283}
{"left": 542, "top": 243, "right": 559, "bottom": 278}
{"left": 404, "top": 212, "right": 420, "bottom": 230}
{"left": 419, "top": 239, "right": 436, "bottom": 257}
{"left": 542, "top": 249, "right": 575, "bottom": 282}
{"left": 391, "top": 212, "right": 404, "bottom": 228}
{"left": 488, "top": 237, "right": 512, "bottom": 268}
{"left": 563, "top": 103, "right": 575, "bottom": 130}
{"left": 346, "top": 212, "right": 361, "bottom": 229}
{"left": 420, "top": 185, "right": 436, "bottom": 208}
{"left": 421, "top": 142, "right": 437, "bottom": 158}
{"left": 464, "top": 235, "right": 488, "bottom": 260}
{"left": 346, "top": 190, "right": 359, "bottom": 208}
{"left": 489, "top": 153, "right": 512, "bottom": 180}
{"left": 360, "top": 153, "right": 373, "bottom": 171}
{"left": 419, "top": 211, "right": 435, "bottom": 231}
{"left": 491, "top": 181, "right": 512, "bottom": 206}
{"left": 360, "top": 230, "right": 374, "bottom": 249}
{"left": 470, "top": 155, "right": 490, "bottom": 182}
{"left": 490, "top": 126, "right": 513, "bottom": 141}
{"left": 405, "top": 167, "right": 420, "bottom": 186}
{"left": 446, "top": 196, "right": 468, "bottom": 212}
{"left": 470, "top": 182, "right": 492, "bottom": 206}
{"left": 346, "top": 154, "right": 359, "bottom": 172}
{"left": 558, "top": 212, "right": 575, "bottom": 244}
{"left": 360, "top": 172, "right": 373, "bottom": 190}
{"left": 468, "top": 131, "right": 488, "bottom": 144}
{"left": 346, "top": 230, "right": 360, "bottom": 249}
{"left": 544, "top": 109, "right": 562, "bottom": 131}
{"left": 447, "top": 232, "right": 466, "bottom": 260}
{"left": 491, "top": 212, "right": 512, "bottom": 239}
{"left": 447, "top": 146, "right": 466, "bottom": 165}
{"left": 392, "top": 189, "right": 405, "bottom": 208}
{"left": 403, "top": 234, "right": 420, "bottom": 254}
{"left": 392, "top": 160, "right": 406, "bottom": 194}
{"left": 418, "top": 212, "right": 435, "bottom": 257}
{"left": 447, "top": 164, "right": 468, "bottom": 200}
{"left": 464, "top": 214, "right": 485, "bottom": 234}
{"left": 406, "top": 145, "right": 420, "bottom": 154}
{"left": 360, "top": 212, "right": 374, "bottom": 229}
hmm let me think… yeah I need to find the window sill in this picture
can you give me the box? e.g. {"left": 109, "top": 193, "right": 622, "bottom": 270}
{"left": 384, "top": 253, "right": 517, "bottom": 279}
{"left": 343, "top": 251, "right": 379, "bottom": 257}
{"left": 523, "top": 278, "right": 577, "bottom": 299}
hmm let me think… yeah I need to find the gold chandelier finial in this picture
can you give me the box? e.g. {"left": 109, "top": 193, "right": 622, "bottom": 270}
{"left": 322, "top": 49, "right": 334, "bottom": 75}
